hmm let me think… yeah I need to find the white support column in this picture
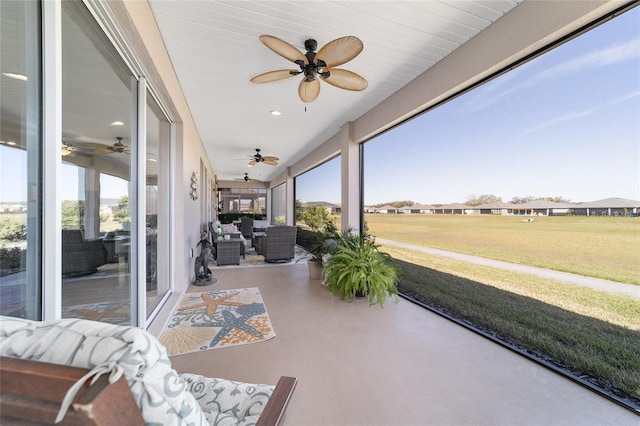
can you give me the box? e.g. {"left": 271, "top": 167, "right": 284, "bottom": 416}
{"left": 340, "top": 123, "right": 361, "bottom": 233}
{"left": 285, "top": 167, "right": 295, "bottom": 225}
{"left": 83, "top": 167, "right": 101, "bottom": 239}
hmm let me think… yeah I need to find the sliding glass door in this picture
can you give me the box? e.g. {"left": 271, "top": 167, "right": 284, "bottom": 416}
{"left": 0, "top": 0, "right": 42, "bottom": 319}
{"left": 60, "top": 1, "right": 137, "bottom": 324}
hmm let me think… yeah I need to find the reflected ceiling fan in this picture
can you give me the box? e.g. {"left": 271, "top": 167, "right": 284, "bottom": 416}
{"left": 61, "top": 140, "right": 79, "bottom": 157}
{"left": 75, "top": 137, "right": 131, "bottom": 155}
{"left": 248, "top": 148, "right": 278, "bottom": 166}
{"left": 251, "top": 35, "right": 367, "bottom": 102}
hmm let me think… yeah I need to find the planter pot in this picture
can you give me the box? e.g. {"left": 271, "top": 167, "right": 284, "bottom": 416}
{"left": 307, "top": 261, "right": 323, "bottom": 280}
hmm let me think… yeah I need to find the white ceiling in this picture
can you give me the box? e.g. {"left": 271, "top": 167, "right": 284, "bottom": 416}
{"left": 148, "top": 0, "right": 524, "bottom": 183}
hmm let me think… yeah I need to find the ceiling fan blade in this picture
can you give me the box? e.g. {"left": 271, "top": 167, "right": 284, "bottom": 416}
{"left": 248, "top": 160, "right": 258, "bottom": 166}
{"left": 316, "top": 36, "right": 363, "bottom": 68}
{"left": 263, "top": 159, "right": 278, "bottom": 166}
{"left": 322, "top": 69, "right": 368, "bottom": 91}
{"left": 259, "top": 35, "right": 306, "bottom": 64}
{"left": 262, "top": 156, "right": 279, "bottom": 162}
{"left": 299, "top": 77, "right": 320, "bottom": 103}
{"left": 251, "top": 69, "right": 300, "bottom": 83}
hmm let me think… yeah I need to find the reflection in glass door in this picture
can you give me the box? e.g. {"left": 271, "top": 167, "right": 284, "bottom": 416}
{"left": 0, "top": 0, "right": 42, "bottom": 320}
{"left": 60, "top": 2, "right": 136, "bottom": 325}
{"left": 145, "top": 94, "right": 171, "bottom": 317}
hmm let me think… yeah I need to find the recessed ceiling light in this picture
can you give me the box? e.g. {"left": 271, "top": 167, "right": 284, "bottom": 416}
{"left": 147, "top": 158, "right": 157, "bottom": 162}
{"left": 6, "top": 141, "right": 17, "bottom": 146}
{"left": 110, "top": 121, "right": 124, "bottom": 126}
{"left": 270, "top": 110, "right": 282, "bottom": 116}
{"left": 3, "top": 72, "right": 27, "bottom": 81}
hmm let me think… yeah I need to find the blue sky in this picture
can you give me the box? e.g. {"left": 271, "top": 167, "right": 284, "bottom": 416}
{"left": 296, "top": 7, "right": 640, "bottom": 205}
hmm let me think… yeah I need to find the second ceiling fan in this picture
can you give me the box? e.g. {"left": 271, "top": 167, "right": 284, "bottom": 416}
{"left": 248, "top": 148, "right": 278, "bottom": 166}
{"left": 251, "top": 35, "right": 368, "bottom": 103}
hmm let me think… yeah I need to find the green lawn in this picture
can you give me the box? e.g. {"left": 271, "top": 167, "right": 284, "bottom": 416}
{"left": 365, "top": 213, "right": 640, "bottom": 285}
{"left": 382, "top": 243, "right": 640, "bottom": 404}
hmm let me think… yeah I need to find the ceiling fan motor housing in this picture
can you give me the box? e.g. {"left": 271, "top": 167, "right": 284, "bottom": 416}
{"left": 304, "top": 39, "right": 317, "bottom": 51}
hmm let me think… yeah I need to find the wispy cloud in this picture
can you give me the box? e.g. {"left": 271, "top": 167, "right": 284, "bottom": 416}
{"left": 536, "top": 39, "right": 638, "bottom": 81}
{"left": 519, "top": 89, "right": 640, "bottom": 137}
{"left": 463, "top": 38, "right": 640, "bottom": 113}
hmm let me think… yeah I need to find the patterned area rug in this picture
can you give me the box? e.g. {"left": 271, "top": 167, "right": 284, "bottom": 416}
{"left": 159, "top": 288, "right": 275, "bottom": 356}
{"left": 62, "top": 300, "right": 131, "bottom": 325}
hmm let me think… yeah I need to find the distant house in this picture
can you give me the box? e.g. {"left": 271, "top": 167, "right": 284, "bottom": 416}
{"left": 399, "top": 204, "right": 436, "bottom": 214}
{"left": 510, "top": 198, "right": 639, "bottom": 216}
{"left": 467, "top": 201, "right": 514, "bottom": 215}
{"left": 377, "top": 205, "right": 399, "bottom": 214}
{"left": 570, "top": 198, "right": 640, "bottom": 217}
{"left": 510, "top": 200, "right": 572, "bottom": 216}
{"left": 434, "top": 203, "right": 467, "bottom": 214}
{"left": 302, "top": 201, "right": 341, "bottom": 214}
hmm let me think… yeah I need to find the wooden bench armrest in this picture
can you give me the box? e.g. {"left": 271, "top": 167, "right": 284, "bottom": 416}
{"left": 256, "top": 376, "right": 298, "bottom": 426}
{"left": 0, "top": 356, "right": 144, "bottom": 425}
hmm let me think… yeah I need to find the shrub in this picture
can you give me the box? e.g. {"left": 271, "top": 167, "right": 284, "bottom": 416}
{"left": 0, "top": 219, "right": 27, "bottom": 242}
{"left": 0, "top": 246, "right": 26, "bottom": 273}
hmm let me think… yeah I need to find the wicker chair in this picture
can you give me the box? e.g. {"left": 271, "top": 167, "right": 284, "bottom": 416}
{"left": 261, "top": 226, "right": 297, "bottom": 263}
{"left": 61, "top": 229, "right": 108, "bottom": 276}
{"left": 239, "top": 216, "right": 253, "bottom": 239}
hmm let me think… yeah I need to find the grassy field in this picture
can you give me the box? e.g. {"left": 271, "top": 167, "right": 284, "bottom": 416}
{"left": 364, "top": 214, "right": 640, "bottom": 285}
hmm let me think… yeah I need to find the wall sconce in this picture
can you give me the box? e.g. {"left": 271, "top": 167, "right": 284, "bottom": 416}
{"left": 190, "top": 171, "right": 199, "bottom": 201}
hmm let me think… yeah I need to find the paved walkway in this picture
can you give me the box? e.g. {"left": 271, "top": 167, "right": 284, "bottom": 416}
{"left": 377, "top": 238, "right": 640, "bottom": 299}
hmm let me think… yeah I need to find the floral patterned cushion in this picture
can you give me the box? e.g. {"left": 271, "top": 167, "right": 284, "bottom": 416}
{"left": 181, "top": 374, "right": 275, "bottom": 426}
{"left": 0, "top": 316, "right": 278, "bottom": 425}
{"left": 222, "top": 224, "right": 239, "bottom": 234}
{"left": 0, "top": 316, "right": 208, "bottom": 425}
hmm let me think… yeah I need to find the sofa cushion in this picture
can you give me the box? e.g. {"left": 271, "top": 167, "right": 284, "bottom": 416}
{"left": 0, "top": 316, "right": 208, "bottom": 425}
{"left": 252, "top": 220, "right": 269, "bottom": 232}
{"left": 181, "top": 374, "right": 275, "bottom": 426}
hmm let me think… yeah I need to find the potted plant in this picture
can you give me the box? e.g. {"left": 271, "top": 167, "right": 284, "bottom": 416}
{"left": 306, "top": 232, "right": 338, "bottom": 280}
{"left": 323, "top": 231, "right": 400, "bottom": 307}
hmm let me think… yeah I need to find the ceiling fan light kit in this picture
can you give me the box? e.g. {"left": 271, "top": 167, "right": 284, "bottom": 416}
{"left": 251, "top": 35, "right": 367, "bottom": 103}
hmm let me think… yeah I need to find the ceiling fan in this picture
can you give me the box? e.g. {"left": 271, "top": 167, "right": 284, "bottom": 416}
{"left": 250, "top": 35, "right": 367, "bottom": 103}
{"left": 235, "top": 173, "right": 257, "bottom": 182}
{"left": 75, "top": 137, "right": 131, "bottom": 155}
{"left": 248, "top": 148, "right": 278, "bottom": 166}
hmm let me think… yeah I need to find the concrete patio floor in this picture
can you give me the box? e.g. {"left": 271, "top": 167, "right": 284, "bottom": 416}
{"left": 150, "top": 262, "right": 638, "bottom": 425}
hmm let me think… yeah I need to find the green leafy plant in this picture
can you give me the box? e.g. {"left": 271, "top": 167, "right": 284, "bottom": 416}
{"left": 306, "top": 233, "right": 338, "bottom": 265}
{"left": 323, "top": 232, "right": 399, "bottom": 307}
